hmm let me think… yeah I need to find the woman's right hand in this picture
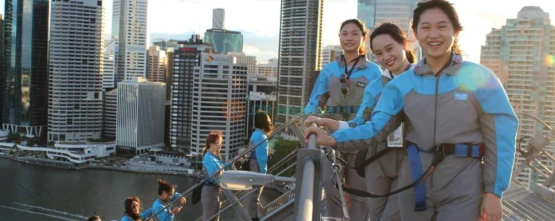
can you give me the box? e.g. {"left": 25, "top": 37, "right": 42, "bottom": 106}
{"left": 171, "top": 206, "right": 183, "bottom": 214}
{"left": 304, "top": 116, "right": 323, "bottom": 127}
{"left": 304, "top": 127, "right": 337, "bottom": 147}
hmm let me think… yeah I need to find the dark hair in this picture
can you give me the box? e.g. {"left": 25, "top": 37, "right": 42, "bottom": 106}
{"left": 339, "top": 19, "right": 369, "bottom": 54}
{"left": 412, "top": 0, "right": 463, "bottom": 54}
{"left": 124, "top": 197, "right": 141, "bottom": 221}
{"left": 157, "top": 179, "right": 174, "bottom": 195}
{"left": 87, "top": 216, "right": 101, "bottom": 221}
{"left": 202, "top": 131, "right": 223, "bottom": 157}
{"left": 254, "top": 111, "right": 273, "bottom": 135}
{"left": 370, "top": 22, "right": 416, "bottom": 63}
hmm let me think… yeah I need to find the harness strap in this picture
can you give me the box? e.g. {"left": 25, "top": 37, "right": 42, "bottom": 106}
{"left": 407, "top": 143, "right": 484, "bottom": 211}
{"left": 335, "top": 143, "right": 484, "bottom": 203}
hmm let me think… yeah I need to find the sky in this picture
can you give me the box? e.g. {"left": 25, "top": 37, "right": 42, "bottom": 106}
{"left": 1, "top": 0, "right": 554, "bottom": 63}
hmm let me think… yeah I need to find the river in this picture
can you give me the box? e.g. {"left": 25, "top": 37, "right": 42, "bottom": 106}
{"left": 0, "top": 158, "right": 279, "bottom": 221}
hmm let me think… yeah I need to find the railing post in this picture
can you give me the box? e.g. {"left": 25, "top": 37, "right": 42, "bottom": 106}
{"left": 293, "top": 124, "right": 323, "bottom": 221}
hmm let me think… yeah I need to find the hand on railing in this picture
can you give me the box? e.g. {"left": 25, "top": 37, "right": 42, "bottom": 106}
{"left": 304, "top": 116, "right": 323, "bottom": 128}
{"left": 303, "top": 124, "right": 337, "bottom": 148}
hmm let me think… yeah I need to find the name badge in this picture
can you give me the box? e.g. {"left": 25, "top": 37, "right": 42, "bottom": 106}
{"left": 387, "top": 123, "right": 404, "bottom": 148}
{"left": 454, "top": 92, "right": 468, "bottom": 101}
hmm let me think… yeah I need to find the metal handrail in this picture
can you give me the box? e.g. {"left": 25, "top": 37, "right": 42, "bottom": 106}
{"left": 193, "top": 149, "right": 299, "bottom": 221}
{"left": 294, "top": 123, "right": 321, "bottom": 221}
{"left": 145, "top": 114, "right": 306, "bottom": 221}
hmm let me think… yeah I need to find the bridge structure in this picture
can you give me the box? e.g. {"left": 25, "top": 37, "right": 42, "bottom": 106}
{"left": 146, "top": 113, "right": 555, "bottom": 221}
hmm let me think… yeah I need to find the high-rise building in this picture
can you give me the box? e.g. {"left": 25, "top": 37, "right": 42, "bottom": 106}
{"left": 48, "top": 0, "right": 104, "bottom": 141}
{"left": 147, "top": 45, "right": 166, "bottom": 83}
{"left": 0, "top": 14, "right": 4, "bottom": 124}
{"left": 103, "top": 39, "right": 118, "bottom": 89}
{"left": 204, "top": 29, "right": 244, "bottom": 54}
{"left": 116, "top": 77, "right": 166, "bottom": 153}
{"left": 276, "top": 0, "right": 323, "bottom": 126}
{"left": 357, "top": 0, "right": 418, "bottom": 34}
{"left": 112, "top": 0, "right": 148, "bottom": 82}
{"left": 103, "top": 89, "right": 118, "bottom": 138}
{"left": 191, "top": 53, "right": 248, "bottom": 161}
{"left": 153, "top": 39, "right": 184, "bottom": 51}
{"left": 212, "top": 8, "right": 225, "bottom": 29}
{"left": 322, "top": 45, "right": 343, "bottom": 66}
{"left": 228, "top": 52, "right": 257, "bottom": 75}
{"left": 164, "top": 48, "right": 175, "bottom": 147}
{"left": 256, "top": 59, "right": 278, "bottom": 78}
{"left": 170, "top": 35, "right": 212, "bottom": 152}
{"left": 480, "top": 6, "right": 555, "bottom": 188}
{"left": 357, "top": 0, "right": 420, "bottom": 61}
{"left": 1, "top": 0, "right": 49, "bottom": 138}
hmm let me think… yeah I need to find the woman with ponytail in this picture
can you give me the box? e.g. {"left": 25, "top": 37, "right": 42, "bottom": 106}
{"left": 120, "top": 197, "right": 152, "bottom": 221}
{"left": 306, "top": 22, "right": 416, "bottom": 221}
{"left": 303, "top": 18, "right": 383, "bottom": 220}
{"left": 201, "top": 131, "right": 231, "bottom": 221}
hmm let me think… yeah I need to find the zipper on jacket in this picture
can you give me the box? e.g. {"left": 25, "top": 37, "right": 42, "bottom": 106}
{"left": 430, "top": 55, "right": 453, "bottom": 190}
{"left": 432, "top": 74, "right": 440, "bottom": 190}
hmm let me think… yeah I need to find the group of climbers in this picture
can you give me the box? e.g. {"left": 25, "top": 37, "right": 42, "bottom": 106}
{"left": 303, "top": 0, "right": 518, "bottom": 221}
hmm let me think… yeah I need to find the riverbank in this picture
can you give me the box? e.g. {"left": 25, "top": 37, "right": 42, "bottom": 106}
{"left": 0, "top": 154, "right": 200, "bottom": 178}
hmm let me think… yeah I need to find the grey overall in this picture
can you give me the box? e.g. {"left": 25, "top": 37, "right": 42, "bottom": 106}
{"left": 322, "top": 61, "right": 371, "bottom": 221}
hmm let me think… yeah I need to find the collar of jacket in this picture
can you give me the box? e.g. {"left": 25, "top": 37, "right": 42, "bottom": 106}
{"left": 382, "top": 63, "right": 417, "bottom": 79}
{"left": 335, "top": 54, "right": 370, "bottom": 69}
{"left": 413, "top": 53, "right": 463, "bottom": 76}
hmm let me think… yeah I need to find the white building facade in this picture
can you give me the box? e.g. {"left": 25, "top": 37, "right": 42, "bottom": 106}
{"left": 191, "top": 54, "right": 248, "bottom": 161}
{"left": 116, "top": 78, "right": 166, "bottom": 153}
{"left": 48, "top": 0, "right": 104, "bottom": 141}
{"left": 112, "top": 0, "right": 148, "bottom": 82}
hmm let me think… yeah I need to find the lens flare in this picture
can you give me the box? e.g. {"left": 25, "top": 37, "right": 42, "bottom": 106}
{"left": 454, "top": 65, "right": 492, "bottom": 92}
{"left": 546, "top": 55, "right": 555, "bottom": 67}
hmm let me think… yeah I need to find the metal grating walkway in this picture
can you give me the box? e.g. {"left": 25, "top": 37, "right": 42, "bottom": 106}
{"left": 502, "top": 182, "right": 555, "bottom": 221}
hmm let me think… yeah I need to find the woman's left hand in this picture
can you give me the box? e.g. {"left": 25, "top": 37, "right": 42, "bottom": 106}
{"left": 304, "top": 127, "right": 337, "bottom": 147}
{"left": 480, "top": 193, "right": 502, "bottom": 221}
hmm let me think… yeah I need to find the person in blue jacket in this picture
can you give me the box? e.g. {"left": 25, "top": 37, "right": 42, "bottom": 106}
{"left": 304, "top": 18, "right": 383, "bottom": 220}
{"left": 120, "top": 196, "right": 153, "bottom": 221}
{"left": 151, "top": 179, "right": 187, "bottom": 221}
{"left": 201, "top": 131, "right": 233, "bottom": 221}
{"left": 305, "top": 1, "right": 518, "bottom": 221}
{"left": 246, "top": 111, "right": 273, "bottom": 220}
{"left": 305, "top": 22, "right": 417, "bottom": 221}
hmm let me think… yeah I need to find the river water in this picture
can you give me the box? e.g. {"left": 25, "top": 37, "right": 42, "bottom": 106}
{"left": 0, "top": 158, "right": 278, "bottom": 221}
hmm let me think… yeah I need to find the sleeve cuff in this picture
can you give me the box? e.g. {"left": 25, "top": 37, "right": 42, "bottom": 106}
{"left": 484, "top": 185, "right": 502, "bottom": 198}
{"left": 338, "top": 121, "right": 349, "bottom": 130}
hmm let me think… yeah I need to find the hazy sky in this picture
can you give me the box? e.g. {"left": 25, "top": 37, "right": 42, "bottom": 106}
{"left": 1, "top": 0, "right": 553, "bottom": 63}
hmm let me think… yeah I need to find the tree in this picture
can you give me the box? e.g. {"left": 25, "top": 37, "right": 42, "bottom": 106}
{"left": 268, "top": 139, "right": 299, "bottom": 177}
{"left": 26, "top": 138, "right": 35, "bottom": 147}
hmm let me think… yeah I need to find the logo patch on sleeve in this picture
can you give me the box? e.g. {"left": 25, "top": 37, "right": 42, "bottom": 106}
{"left": 454, "top": 92, "right": 468, "bottom": 101}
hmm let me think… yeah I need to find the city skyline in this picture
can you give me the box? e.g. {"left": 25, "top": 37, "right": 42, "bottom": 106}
{"left": 2, "top": 0, "right": 552, "bottom": 63}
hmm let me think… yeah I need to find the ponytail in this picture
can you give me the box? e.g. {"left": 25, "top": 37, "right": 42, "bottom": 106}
{"left": 203, "top": 131, "right": 222, "bottom": 157}
{"left": 405, "top": 50, "right": 416, "bottom": 63}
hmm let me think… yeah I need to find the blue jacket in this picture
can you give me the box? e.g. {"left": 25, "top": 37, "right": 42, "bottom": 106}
{"left": 202, "top": 151, "right": 232, "bottom": 185}
{"left": 331, "top": 54, "right": 518, "bottom": 197}
{"left": 150, "top": 193, "right": 184, "bottom": 221}
{"left": 344, "top": 66, "right": 414, "bottom": 127}
{"left": 120, "top": 207, "right": 152, "bottom": 221}
{"left": 249, "top": 129, "right": 269, "bottom": 173}
{"left": 305, "top": 56, "right": 382, "bottom": 114}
